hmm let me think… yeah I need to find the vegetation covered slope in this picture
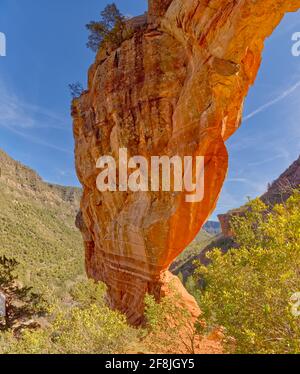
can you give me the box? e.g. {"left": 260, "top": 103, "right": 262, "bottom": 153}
{"left": 195, "top": 191, "right": 300, "bottom": 354}
{"left": 170, "top": 230, "right": 216, "bottom": 276}
{"left": 0, "top": 149, "right": 85, "bottom": 298}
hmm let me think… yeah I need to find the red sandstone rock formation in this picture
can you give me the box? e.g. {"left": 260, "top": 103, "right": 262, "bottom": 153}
{"left": 72, "top": 0, "right": 300, "bottom": 324}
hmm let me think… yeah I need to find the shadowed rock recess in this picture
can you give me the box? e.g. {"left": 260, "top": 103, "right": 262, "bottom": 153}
{"left": 72, "top": 0, "right": 300, "bottom": 324}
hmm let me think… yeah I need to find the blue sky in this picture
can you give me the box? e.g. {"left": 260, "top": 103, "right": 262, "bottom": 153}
{"left": 0, "top": 1, "right": 299, "bottom": 220}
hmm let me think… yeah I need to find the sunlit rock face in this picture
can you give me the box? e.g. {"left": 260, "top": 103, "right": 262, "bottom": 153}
{"left": 72, "top": 0, "right": 300, "bottom": 324}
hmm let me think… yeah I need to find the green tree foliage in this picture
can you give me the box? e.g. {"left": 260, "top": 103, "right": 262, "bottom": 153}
{"left": 195, "top": 190, "right": 300, "bottom": 353}
{"left": 1, "top": 279, "right": 139, "bottom": 354}
{"left": 0, "top": 256, "right": 46, "bottom": 332}
{"left": 86, "top": 3, "right": 133, "bottom": 52}
{"left": 185, "top": 275, "right": 200, "bottom": 298}
{"left": 69, "top": 82, "right": 84, "bottom": 99}
{"left": 177, "top": 272, "right": 184, "bottom": 283}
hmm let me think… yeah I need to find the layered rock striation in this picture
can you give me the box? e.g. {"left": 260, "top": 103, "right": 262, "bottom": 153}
{"left": 72, "top": 0, "right": 300, "bottom": 324}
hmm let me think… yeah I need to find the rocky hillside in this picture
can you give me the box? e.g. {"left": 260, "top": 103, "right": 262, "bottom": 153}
{"left": 170, "top": 229, "right": 216, "bottom": 276}
{"left": 203, "top": 221, "right": 221, "bottom": 235}
{"left": 218, "top": 155, "right": 300, "bottom": 237}
{"left": 0, "top": 149, "right": 85, "bottom": 297}
{"left": 0, "top": 149, "right": 81, "bottom": 212}
{"left": 261, "top": 156, "right": 300, "bottom": 205}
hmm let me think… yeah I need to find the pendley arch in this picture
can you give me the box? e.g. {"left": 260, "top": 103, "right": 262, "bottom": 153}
{"left": 72, "top": 0, "right": 300, "bottom": 324}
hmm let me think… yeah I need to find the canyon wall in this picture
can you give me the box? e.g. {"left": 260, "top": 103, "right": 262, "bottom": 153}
{"left": 72, "top": 0, "right": 300, "bottom": 324}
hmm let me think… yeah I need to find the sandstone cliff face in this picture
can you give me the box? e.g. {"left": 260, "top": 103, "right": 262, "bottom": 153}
{"left": 72, "top": 0, "right": 300, "bottom": 324}
{"left": 218, "top": 211, "right": 242, "bottom": 238}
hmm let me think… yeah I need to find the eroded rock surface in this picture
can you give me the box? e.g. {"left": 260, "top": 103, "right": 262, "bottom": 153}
{"left": 72, "top": 0, "right": 300, "bottom": 324}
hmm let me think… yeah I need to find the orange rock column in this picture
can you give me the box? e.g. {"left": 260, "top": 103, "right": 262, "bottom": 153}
{"left": 73, "top": 0, "right": 300, "bottom": 324}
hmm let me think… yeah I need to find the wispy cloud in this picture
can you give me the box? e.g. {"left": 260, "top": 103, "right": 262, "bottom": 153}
{"left": 0, "top": 81, "right": 69, "bottom": 130}
{"left": 247, "top": 151, "right": 290, "bottom": 167}
{"left": 1, "top": 122, "right": 72, "bottom": 154}
{"left": 226, "top": 177, "right": 267, "bottom": 194}
{"left": 56, "top": 168, "right": 75, "bottom": 177}
{"left": 243, "top": 80, "right": 300, "bottom": 122}
{"left": 0, "top": 81, "right": 72, "bottom": 154}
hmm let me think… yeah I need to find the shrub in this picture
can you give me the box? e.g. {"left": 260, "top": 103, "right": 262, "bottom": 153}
{"left": 4, "top": 305, "right": 137, "bottom": 354}
{"left": 144, "top": 291, "right": 205, "bottom": 354}
{"left": 195, "top": 190, "right": 300, "bottom": 353}
{"left": 1, "top": 280, "right": 139, "bottom": 354}
{"left": 70, "top": 278, "right": 106, "bottom": 308}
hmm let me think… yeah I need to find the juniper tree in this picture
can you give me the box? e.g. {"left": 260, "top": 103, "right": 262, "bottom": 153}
{"left": 69, "top": 82, "right": 84, "bottom": 99}
{"left": 86, "top": 3, "right": 132, "bottom": 52}
{"left": 0, "top": 256, "right": 46, "bottom": 332}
